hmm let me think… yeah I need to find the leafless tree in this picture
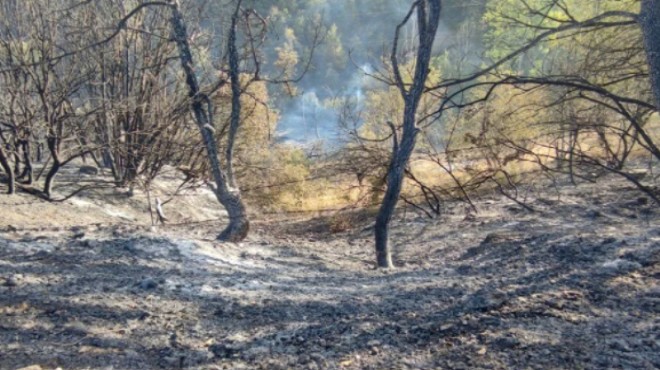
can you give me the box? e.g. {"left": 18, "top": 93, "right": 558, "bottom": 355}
{"left": 0, "top": 0, "right": 100, "bottom": 198}
{"left": 374, "top": 0, "right": 442, "bottom": 268}
{"left": 168, "top": 0, "right": 250, "bottom": 241}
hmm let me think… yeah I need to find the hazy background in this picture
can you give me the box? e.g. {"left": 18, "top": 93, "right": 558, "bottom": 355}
{"left": 248, "top": 0, "right": 489, "bottom": 146}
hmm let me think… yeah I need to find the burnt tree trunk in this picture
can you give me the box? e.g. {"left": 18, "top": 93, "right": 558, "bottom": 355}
{"left": 18, "top": 140, "right": 32, "bottom": 184}
{"left": 44, "top": 136, "right": 61, "bottom": 198}
{"left": 12, "top": 144, "right": 20, "bottom": 176}
{"left": 225, "top": 6, "right": 241, "bottom": 188}
{"left": 36, "top": 142, "right": 43, "bottom": 162}
{"left": 375, "top": 116, "right": 418, "bottom": 268}
{"left": 169, "top": 0, "right": 249, "bottom": 242}
{"left": 374, "top": 0, "right": 442, "bottom": 268}
{"left": 0, "top": 144, "right": 15, "bottom": 194}
{"left": 641, "top": 0, "right": 660, "bottom": 111}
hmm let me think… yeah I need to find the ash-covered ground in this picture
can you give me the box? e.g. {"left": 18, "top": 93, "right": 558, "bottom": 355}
{"left": 0, "top": 175, "right": 658, "bottom": 369}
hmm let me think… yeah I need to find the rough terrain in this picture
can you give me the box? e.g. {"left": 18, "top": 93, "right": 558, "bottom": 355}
{"left": 0, "top": 175, "right": 658, "bottom": 369}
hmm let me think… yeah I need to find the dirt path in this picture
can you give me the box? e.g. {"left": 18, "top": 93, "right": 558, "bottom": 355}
{"left": 0, "top": 177, "right": 659, "bottom": 369}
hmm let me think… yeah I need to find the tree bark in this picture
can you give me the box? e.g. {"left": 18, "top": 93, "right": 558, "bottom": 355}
{"left": 641, "top": 0, "right": 660, "bottom": 111}
{"left": 375, "top": 113, "right": 418, "bottom": 268}
{"left": 225, "top": 4, "right": 242, "bottom": 188}
{"left": 374, "top": 0, "right": 442, "bottom": 268}
{"left": 36, "top": 142, "right": 43, "bottom": 162}
{"left": 0, "top": 144, "right": 15, "bottom": 194}
{"left": 43, "top": 137, "right": 61, "bottom": 198}
{"left": 12, "top": 146, "right": 20, "bottom": 177}
{"left": 18, "top": 140, "right": 32, "bottom": 184}
{"left": 169, "top": 0, "right": 249, "bottom": 242}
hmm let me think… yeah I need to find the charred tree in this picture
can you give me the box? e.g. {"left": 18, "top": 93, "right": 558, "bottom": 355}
{"left": 375, "top": 0, "right": 442, "bottom": 268}
{"left": 169, "top": 0, "right": 249, "bottom": 242}
{"left": 17, "top": 139, "right": 32, "bottom": 184}
{"left": 0, "top": 143, "right": 14, "bottom": 194}
{"left": 43, "top": 135, "right": 61, "bottom": 198}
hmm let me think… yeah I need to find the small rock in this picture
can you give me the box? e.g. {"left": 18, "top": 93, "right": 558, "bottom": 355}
{"left": 505, "top": 206, "right": 524, "bottom": 214}
{"left": 16, "top": 366, "right": 43, "bottom": 370}
{"left": 79, "top": 165, "right": 99, "bottom": 176}
{"left": 72, "top": 232, "right": 85, "bottom": 239}
{"left": 139, "top": 278, "right": 158, "bottom": 290}
{"left": 209, "top": 343, "right": 239, "bottom": 359}
{"left": 585, "top": 210, "right": 603, "bottom": 219}
{"left": 122, "top": 243, "right": 137, "bottom": 253}
{"left": 2, "top": 276, "right": 18, "bottom": 287}
{"left": 493, "top": 336, "right": 520, "bottom": 349}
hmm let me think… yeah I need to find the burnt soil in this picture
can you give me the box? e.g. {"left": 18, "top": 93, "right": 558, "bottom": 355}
{"left": 0, "top": 176, "right": 658, "bottom": 369}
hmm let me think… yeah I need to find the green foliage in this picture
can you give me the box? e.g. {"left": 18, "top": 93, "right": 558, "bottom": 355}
{"left": 483, "top": 0, "right": 641, "bottom": 75}
{"left": 443, "top": 84, "right": 550, "bottom": 151}
{"left": 274, "top": 28, "right": 300, "bottom": 80}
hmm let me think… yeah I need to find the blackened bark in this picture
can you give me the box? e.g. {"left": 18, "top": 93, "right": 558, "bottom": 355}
{"left": 18, "top": 141, "right": 32, "bottom": 184}
{"left": 641, "top": 0, "right": 660, "bottom": 111}
{"left": 375, "top": 0, "right": 442, "bottom": 268}
{"left": 12, "top": 147, "right": 20, "bottom": 176}
{"left": 226, "top": 3, "right": 242, "bottom": 188}
{"left": 44, "top": 137, "right": 61, "bottom": 198}
{"left": 170, "top": 1, "right": 249, "bottom": 242}
{"left": 0, "top": 144, "right": 15, "bottom": 194}
{"left": 36, "top": 142, "right": 43, "bottom": 162}
{"left": 44, "top": 161, "right": 60, "bottom": 198}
